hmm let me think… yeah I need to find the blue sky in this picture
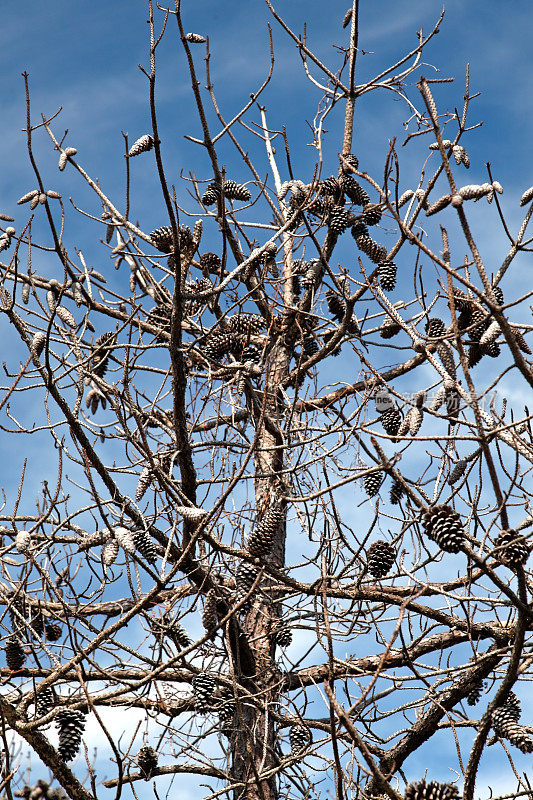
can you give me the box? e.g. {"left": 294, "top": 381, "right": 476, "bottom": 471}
{"left": 1, "top": 1, "right": 532, "bottom": 798}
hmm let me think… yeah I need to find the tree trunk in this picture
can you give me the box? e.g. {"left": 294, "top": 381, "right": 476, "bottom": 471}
{"left": 230, "top": 337, "right": 291, "bottom": 800}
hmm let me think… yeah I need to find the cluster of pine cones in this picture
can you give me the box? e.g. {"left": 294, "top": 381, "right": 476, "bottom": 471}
{"left": 4, "top": 595, "right": 63, "bottom": 671}
{"left": 450, "top": 286, "right": 531, "bottom": 367}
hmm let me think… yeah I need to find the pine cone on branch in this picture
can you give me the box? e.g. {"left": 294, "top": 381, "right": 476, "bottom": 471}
{"left": 423, "top": 505, "right": 465, "bottom": 553}
{"left": 492, "top": 707, "right": 533, "bottom": 753}
{"left": 222, "top": 179, "right": 251, "bottom": 202}
{"left": 380, "top": 315, "right": 401, "bottom": 338}
{"left": 364, "top": 471, "right": 383, "bottom": 497}
{"left": 494, "top": 529, "right": 530, "bottom": 567}
{"left": 5, "top": 635, "right": 26, "bottom": 670}
{"left": 192, "top": 672, "right": 216, "bottom": 713}
{"left": 378, "top": 261, "right": 397, "bottom": 291}
{"left": 247, "top": 503, "right": 285, "bottom": 557}
{"left": 389, "top": 481, "right": 404, "bottom": 504}
{"left": 404, "top": 781, "right": 460, "bottom": 800}
{"left": 366, "top": 540, "right": 396, "bottom": 578}
{"left": 289, "top": 723, "right": 312, "bottom": 754}
{"left": 235, "top": 562, "right": 260, "bottom": 609}
{"left": 55, "top": 709, "right": 85, "bottom": 762}
{"left": 137, "top": 745, "right": 159, "bottom": 779}
{"left": 467, "top": 679, "right": 485, "bottom": 706}
{"left": 341, "top": 175, "right": 369, "bottom": 204}
{"left": 202, "top": 590, "right": 218, "bottom": 636}
{"left": 128, "top": 135, "right": 154, "bottom": 157}
{"left": 380, "top": 406, "right": 401, "bottom": 437}
{"left": 133, "top": 530, "right": 158, "bottom": 565}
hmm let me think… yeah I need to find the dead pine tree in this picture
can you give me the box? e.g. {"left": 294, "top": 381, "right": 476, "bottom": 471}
{"left": 0, "top": 3, "right": 532, "bottom": 800}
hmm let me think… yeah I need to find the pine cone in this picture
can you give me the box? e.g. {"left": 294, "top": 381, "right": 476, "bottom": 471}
{"left": 407, "top": 406, "right": 423, "bottom": 435}
{"left": 445, "top": 386, "right": 460, "bottom": 418}
{"left": 364, "top": 471, "right": 383, "bottom": 498}
{"left": 227, "top": 314, "right": 266, "bottom": 334}
{"left": 202, "top": 182, "right": 221, "bottom": 206}
{"left": 468, "top": 309, "right": 489, "bottom": 343}
{"left": 102, "top": 537, "right": 119, "bottom": 567}
{"left": 168, "top": 621, "right": 191, "bottom": 650}
{"left": 146, "top": 304, "right": 171, "bottom": 339}
{"left": 362, "top": 202, "right": 382, "bottom": 226}
{"left": 339, "top": 153, "right": 359, "bottom": 173}
{"left": 203, "top": 332, "right": 246, "bottom": 362}
{"left": 398, "top": 189, "right": 415, "bottom": 208}
{"left": 492, "top": 708, "right": 533, "bottom": 754}
{"left": 222, "top": 180, "right": 251, "bottom": 201}
{"left": 468, "top": 338, "right": 486, "bottom": 365}
{"left": 341, "top": 175, "right": 369, "bottom": 205}
{"left": 55, "top": 709, "right": 85, "bottom": 762}
{"left": 494, "top": 529, "right": 530, "bottom": 568}
{"left": 114, "top": 526, "right": 136, "bottom": 555}
{"left": 378, "top": 261, "right": 397, "bottom": 291}
{"left": 448, "top": 459, "right": 467, "bottom": 485}
{"left": 235, "top": 562, "right": 260, "bottom": 608}
{"left": 45, "top": 622, "right": 62, "bottom": 642}
{"left": 133, "top": 530, "right": 158, "bottom": 565}
{"left": 15, "top": 531, "right": 31, "bottom": 553}
{"left": 289, "top": 724, "right": 312, "bottom": 754}
{"left": 5, "top": 635, "right": 26, "bottom": 670}
{"left": 425, "top": 318, "right": 446, "bottom": 337}
{"left": 504, "top": 692, "right": 521, "bottom": 722}
{"left": 436, "top": 341, "right": 456, "bottom": 378}
{"left": 451, "top": 289, "right": 473, "bottom": 313}
{"left": 199, "top": 251, "right": 222, "bottom": 274}
{"left": 328, "top": 206, "right": 354, "bottom": 234}
{"left": 150, "top": 226, "right": 174, "bottom": 253}
{"left": 513, "top": 329, "right": 532, "bottom": 354}
{"left": 185, "top": 32, "right": 206, "bottom": 43}
{"left": 128, "top": 135, "right": 154, "bottom": 157}
{"left": 389, "top": 481, "right": 404, "bottom": 505}
{"left": 380, "top": 406, "right": 401, "bottom": 437}
{"left": 31, "top": 332, "right": 47, "bottom": 358}
{"left": 303, "top": 335, "right": 319, "bottom": 357}
{"left": 137, "top": 745, "right": 159, "bottom": 779}
{"left": 202, "top": 590, "right": 218, "bottom": 636}
{"left": 380, "top": 316, "right": 401, "bottom": 339}
{"left": 480, "top": 339, "right": 500, "bottom": 358}
{"left": 247, "top": 503, "right": 285, "bottom": 557}
{"left": 467, "top": 679, "right": 485, "bottom": 706}
{"left": 355, "top": 234, "right": 388, "bottom": 264}
{"left": 192, "top": 672, "right": 216, "bottom": 713}
{"left": 217, "top": 692, "right": 236, "bottom": 735}
{"left": 367, "top": 540, "right": 396, "bottom": 578}
{"left": 350, "top": 219, "right": 368, "bottom": 240}
{"left": 8, "top": 593, "right": 28, "bottom": 635}
{"left": 423, "top": 505, "right": 465, "bottom": 553}
{"left": 136, "top": 465, "right": 153, "bottom": 502}
{"left": 319, "top": 176, "right": 342, "bottom": 197}
{"left": 492, "top": 285, "right": 504, "bottom": 305}
{"left": 242, "top": 344, "right": 261, "bottom": 364}
{"left": 274, "top": 622, "right": 293, "bottom": 648}
{"left": 325, "top": 289, "right": 346, "bottom": 321}
{"left": 307, "top": 197, "right": 332, "bottom": 220}
{"left": 404, "top": 780, "right": 460, "bottom": 800}
{"left": 426, "top": 194, "right": 452, "bottom": 215}
{"left": 91, "top": 332, "right": 114, "bottom": 377}
{"left": 35, "top": 686, "right": 56, "bottom": 719}
{"left": 30, "top": 610, "right": 45, "bottom": 637}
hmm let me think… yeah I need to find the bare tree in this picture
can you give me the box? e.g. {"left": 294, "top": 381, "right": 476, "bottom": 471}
{"left": 0, "top": 3, "right": 532, "bottom": 800}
